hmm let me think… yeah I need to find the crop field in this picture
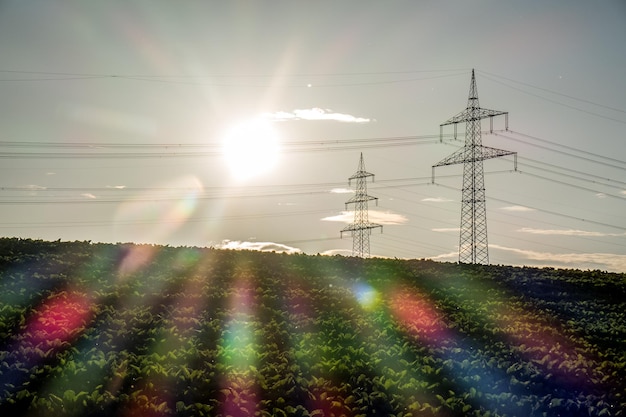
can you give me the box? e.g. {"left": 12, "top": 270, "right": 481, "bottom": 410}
{"left": 0, "top": 238, "right": 624, "bottom": 416}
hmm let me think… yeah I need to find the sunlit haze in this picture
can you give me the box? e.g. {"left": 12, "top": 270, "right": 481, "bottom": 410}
{"left": 0, "top": 1, "right": 624, "bottom": 271}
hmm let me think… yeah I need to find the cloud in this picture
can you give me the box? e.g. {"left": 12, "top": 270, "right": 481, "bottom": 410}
{"left": 432, "top": 227, "right": 459, "bottom": 233}
{"left": 22, "top": 184, "right": 47, "bottom": 191}
{"left": 321, "top": 212, "right": 360, "bottom": 223}
{"left": 422, "top": 197, "right": 453, "bottom": 203}
{"left": 490, "top": 244, "right": 626, "bottom": 272}
{"left": 320, "top": 248, "right": 354, "bottom": 256}
{"left": 262, "top": 108, "right": 371, "bottom": 123}
{"left": 500, "top": 205, "right": 536, "bottom": 212}
{"left": 330, "top": 188, "right": 354, "bottom": 194}
{"left": 517, "top": 227, "right": 625, "bottom": 237}
{"left": 81, "top": 193, "right": 97, "bottom": 199}
{"left": 430, "top": 251, "right": 459, "bottom": 261}
{"left": 19, "top": 185, "right": 47, "bottom": 196}
{"left": 215, "top": 239, "right": 302, "bottom": 254}
{"left": 319, "top": 248, "right": 395, "bottom": 259}
{"left": 322, "top": 210, "right": 408, "bottom": 225}
{"left": 106, "top": 185, "right": 127, "bottom": 189}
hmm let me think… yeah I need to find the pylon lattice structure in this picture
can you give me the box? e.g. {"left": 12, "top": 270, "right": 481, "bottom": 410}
{"left": 340, "top": 153, "right": 382, "bottom": 258}
{"left": 432, "top": 69, "right": 517, "bottom": 264}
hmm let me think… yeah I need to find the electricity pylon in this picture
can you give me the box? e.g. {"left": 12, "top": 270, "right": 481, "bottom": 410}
{"left": 432, "top": 69, "right": 516, "bottom": 264}
{"left": 341, "top": 153, "right": 382, "bottom": 258}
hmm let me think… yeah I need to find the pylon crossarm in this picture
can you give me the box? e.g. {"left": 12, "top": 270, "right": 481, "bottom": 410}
{"left": 478, "top": 109, "right": 507, "bottom": 120}
{"left": 441, "top": 109, "right": 507, "bottom": 126}
{"left": 341, "top": 223, "right": 381, "bottom": 233}
{"left": 479, "top": 146, "right": 516, "bottom": 161}
{"left": 433, "top": 146, "right": 515, "bottom": 168}
{"left": 344, "top": 195, "right": 378, "bottom": 205}
{"left": 432, "top": 147, "right": 467, "bottom": 167}
{"left": 349, "top": 171, "right": 375, "bottom": 181}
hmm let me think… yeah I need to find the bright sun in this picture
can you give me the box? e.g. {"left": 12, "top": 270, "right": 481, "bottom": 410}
{"left": 221, "top": 118, "right": 281, "bottom": 180}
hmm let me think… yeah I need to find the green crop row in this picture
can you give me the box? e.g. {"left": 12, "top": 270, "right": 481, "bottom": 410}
{"left": 0, "top": 238, "right": 624, "bottom": 416}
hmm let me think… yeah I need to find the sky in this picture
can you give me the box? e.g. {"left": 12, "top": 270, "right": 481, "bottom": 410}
{"left": 0, "top": 0, "right": 625, "bottom": 272}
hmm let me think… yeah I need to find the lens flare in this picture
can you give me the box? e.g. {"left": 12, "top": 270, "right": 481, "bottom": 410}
{"left": 25, "top": 291, "right": 93, "bottom": 350}
{"left": 114, "top": 175, "right": 203, "bottom": 243}
{"left": 353, "top": 282, "right": 380, "bottom": 310}
{"left": 218, "top": 270, "right": 260, "bottom": 416}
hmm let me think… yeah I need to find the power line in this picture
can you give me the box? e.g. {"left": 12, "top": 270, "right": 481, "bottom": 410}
{"left": 439, "top": 135, "right": 626, "bottom": 191}
{"left": 0, "top": 68, "right": 470, "bottom": 79}
{"left": 377, "top": 177, "right": 626, "bottom": 251}
{"left": 517, "top": 157, "right": 626, "bottom": 189}
{"left": 1, "top": 130, "right": 623, "bottom": 242}
{"left": 0, "top": 134, "right": 446, "bottom": 159}
{"left": 0, "top": 69, "right": 469, "bottom": 87}
{"left": 2, "top": 174, "right": 624, "bottom": 260}
{"left": 477, "top": 70, "right": 626, "bottom": 115}
{"left": 495, "top": 131, "right": 626, "bottom": 170}
{"left": 516, "top": 170, "right": 625, "bottom": 201}
{"left": 0, "top": 208, "right": 336, "bottom": 229}
{"left": 477, "top": 71, "right": 626, "bottom": 125}
{"left": 0, "top": 134, "right": 441, "bottom": 149}
{"left": 0, "top": 173, "right": 478, "bottom": 204}
{"left": 432, "top": 182, "right": 625, "bottom": 232}
{"left": 487, "top": 212, "right": 626, "bottom": 252}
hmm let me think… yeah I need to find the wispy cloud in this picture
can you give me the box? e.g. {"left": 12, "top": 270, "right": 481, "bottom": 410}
{"left": 106, "top": 185, "right": 127, "bottom": 189}
{"left": 330, "top": 188, "right": 354, "bottom": 194}
{"left": 432, "top": 227, "right": 459, "bottom": 233}
{"left": 19, "top": 185, "right": 47, "bottom": 196}
{"left": 320, "top": 248, "right": 353, "bottom": 257}
{"left": 490, "top": 244, "right": 626, "bottom": 272}
{"left": 517, "top": 227, "right": 625, "bottom": 237}
{"left": 215, "top": 239, "right": 302, "bottom": 254}
{"left": 81, "top": 193, "right": 97, "bottom": 199}
{"left": 22, "top": 185, "right": 47, "bottom": 191}
{"left": 422, "top": 197, "right": 453, "bottom": 203}
{"left": 319, "top": 248, "right": 394, "bottom": 259}
{"left": 322, "top": 210, "right": 408, "bottom": 225}
{"left": 262, "top": 108, "right": 371, "bottom": 123}
{"left": 500, "top": 205, "right": 536, "bottom": 212}
{"left": 430, "top": 251, "right": 458, "bottom": 261}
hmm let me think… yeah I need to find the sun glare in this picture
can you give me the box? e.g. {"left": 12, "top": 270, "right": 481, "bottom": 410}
{"left": 222, "top": 118, "right": 281, "bottom": 181}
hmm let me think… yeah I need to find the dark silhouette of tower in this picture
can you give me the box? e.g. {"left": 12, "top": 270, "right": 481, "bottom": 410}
{"left": 341, "top": 153, "right": 382, "bottom": 258}
{"left": 432, "top": 69, "right": 516, "bottom": 264}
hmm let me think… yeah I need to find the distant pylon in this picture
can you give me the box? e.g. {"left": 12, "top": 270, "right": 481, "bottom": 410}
{"left": 432, "top": 69, "right": 517, "bottom": 264}
{"left": 341, "top": 153, "right": 382, "bottom": 258}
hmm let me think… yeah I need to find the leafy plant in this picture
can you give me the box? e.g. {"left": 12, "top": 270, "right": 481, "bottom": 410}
{"left": 0, "top": 238, "right": 624, "bottom": 416}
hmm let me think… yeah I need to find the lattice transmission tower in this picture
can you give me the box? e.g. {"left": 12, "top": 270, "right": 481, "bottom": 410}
{"left": 432, "top": 69, "right": 517, "bottom": 264}
{"left": 340, "top": 153, "right": 382, "bottom": 258}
